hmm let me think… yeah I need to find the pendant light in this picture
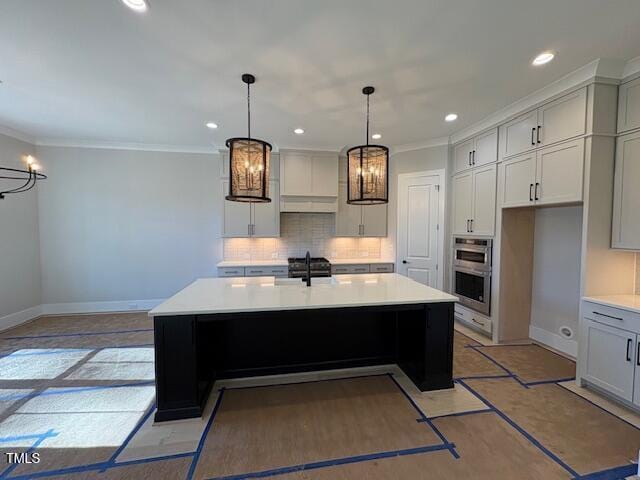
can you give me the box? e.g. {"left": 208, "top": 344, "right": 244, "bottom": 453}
{"left": 346, "top": 86, "right": 388, "bottom": 205}
{"left": 0, "top": 155, "right": 47, "bottom": 200}
{"left": 226, "top": 74, "right": 272, "bottom": 203}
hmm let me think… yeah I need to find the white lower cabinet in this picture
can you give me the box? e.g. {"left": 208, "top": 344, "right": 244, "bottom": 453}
{"left": 582, "top": 318, "right": 636, "bottom": 402}
{"left": 581, "top": 300, "right": 640, "bottom": 408}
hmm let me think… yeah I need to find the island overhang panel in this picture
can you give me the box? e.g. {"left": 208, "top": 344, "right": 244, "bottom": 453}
{"left": 150, "top": 274, "right": 457, "bottom": 422}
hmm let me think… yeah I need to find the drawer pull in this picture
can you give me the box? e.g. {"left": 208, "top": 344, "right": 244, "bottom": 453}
{"left": 626, "top": 338, "right": 632, "bottom": 362}
{"left": 471, "top": 318, "right": 484, "bottom": 326}
{"left": 593, "top": 311, "right": 623, "bottom": 321}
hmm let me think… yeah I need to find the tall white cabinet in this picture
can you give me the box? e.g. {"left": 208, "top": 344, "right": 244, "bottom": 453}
{"left": 612, "top": 128, "right": 640, "bottom": 250}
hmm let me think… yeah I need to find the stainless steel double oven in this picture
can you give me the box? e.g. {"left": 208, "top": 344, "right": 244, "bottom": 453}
{"left": 453, "top": 237, "right": 492, "bottom": 315}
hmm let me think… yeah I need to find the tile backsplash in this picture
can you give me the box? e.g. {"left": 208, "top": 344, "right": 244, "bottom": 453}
{"left": 223, "top": 213, "right": 383, "bottom": 261}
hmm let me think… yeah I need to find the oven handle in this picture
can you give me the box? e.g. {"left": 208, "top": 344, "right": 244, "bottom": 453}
{"left": 454, "top": 267, "right": 492, "bottom": 277}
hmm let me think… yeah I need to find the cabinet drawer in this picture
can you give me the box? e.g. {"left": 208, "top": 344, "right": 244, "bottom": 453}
{"left": 217, "top": 267, "right": 245, "bottom": 277}
{"left": 455, "top": 304, "right": 492, "bottom": 334}
{"left": 583, "top": 301, "right": 640, "bottom": 334}
{"left": 370, "top": 263, "right": 394, "bottom": 273}
{"left": 245, "top": 266, "right": 288, "bottom": 277}
{"left": 331, "top": 264, "right": 370, "bottom": 274}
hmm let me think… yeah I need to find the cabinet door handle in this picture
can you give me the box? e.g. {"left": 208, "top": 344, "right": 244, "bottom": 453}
{"left": 534, "top": 182, "right": 540, "bottom": 201}
{"left": 626, "top": 338, "right": 632, "bottom": 362}
{"left": 466, "top": 219, "right": 470, "bottom": 232}
{"left": 537, "top": 125, "right": 541, "bottom": 144}
{"left": 529, "top": 184, "right": 534, "bottom": 202}
{"left": 637, "top": 341, "right": 640, "bottom": 366}
{"left": 470, "top": 219, "right": 473, "bottom": 232}
{"left": 472, "top": 150, "right": 476, "bottom": 165}
{"left": 468, "top": 151, "right": 472, "bottom": 166}
{"left": 531, "top": 127, "right": 536, "bottom": 145}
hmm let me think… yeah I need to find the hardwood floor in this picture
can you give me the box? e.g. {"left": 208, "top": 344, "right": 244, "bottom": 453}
{"left": 0, "top": 313, "right": 638, "bottom": 479}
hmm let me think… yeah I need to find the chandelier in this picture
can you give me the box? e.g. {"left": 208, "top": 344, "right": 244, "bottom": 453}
{"left": 0, "top": 155, "right": 46, "bottom": 200}
{"left": 346, "top": 86, "right": 388, "bottom": 205}
{"left": 225, "top": 74, "right": 272, "bottom": 203}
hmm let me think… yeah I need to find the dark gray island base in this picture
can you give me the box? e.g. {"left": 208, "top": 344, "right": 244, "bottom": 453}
{"left": 153, "top": 302, "right": 454, "bottom": 422}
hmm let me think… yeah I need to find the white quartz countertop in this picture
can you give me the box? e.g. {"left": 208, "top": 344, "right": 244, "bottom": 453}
{"left": 582, "top": 294, "right": 640, "bottom": 315}
{"left": 150, "top": 273, "right": 457, "bottom": 317}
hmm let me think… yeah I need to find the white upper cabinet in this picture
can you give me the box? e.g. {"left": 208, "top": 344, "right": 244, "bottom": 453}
{"left": 500, "top": 139, "right": 584, "bottom": 208}
{"left": 252, "top": 180, "right": 280, "bottom": 237}
{"left": 221, "top": 179, "right": 280, "bottom": 238}
{"left": 618, "top": 77, "right": 640, "bottom": 134}
{"left": 453, "top": 129, "right": 497, "bottom": 174}
{"left": 500, "top": 87, "right": 587, "bottom": 159}
{"left": 335, "top": 182, "right": 387, "bottom": 237}
{"left": 535, "top": 139, "right": 584, "bottom": 206}
{"left": 280, "top": 150, "right": 338, "bottom": 197}
{"left": 501, "top": 151, "right": 537, "bottom": 208}
{"left": 454, "top": 140, "right": 474, "bottom": 173}
{"left": 501, "top": 110, "right": 538, "bottom": 158}
{"left": 452, "top": 165, "right": 496, "bottom": 236}
{"left": 537, "top": 87, "right": 587, "bottom": 147}
{"left": 452, "top": 172, "right": 473, "bottom": 235}
{"left": 472, "top": 164, "right": 497, "bottom": 236}
{"left": 612, "top": 131, "right": 640, "bottom": 249}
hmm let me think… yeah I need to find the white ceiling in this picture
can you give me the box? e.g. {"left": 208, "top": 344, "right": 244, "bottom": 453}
{"left": 1, "top": 0, "right": 639, "bottom": 152}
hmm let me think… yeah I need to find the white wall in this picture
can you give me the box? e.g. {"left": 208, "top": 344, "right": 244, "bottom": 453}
{"left": 530, "top": 206, "right": 583, "bottom": 356}
{"left": 36, "top": 146, "right": 221, "bottom": 306}
{"left": 0, "top": 133, "right": 42, "bottom": 327}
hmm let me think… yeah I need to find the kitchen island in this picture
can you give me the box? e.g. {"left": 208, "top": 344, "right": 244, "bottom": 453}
{"left": 150, "top": 273, "right": 457, "bottom": 422}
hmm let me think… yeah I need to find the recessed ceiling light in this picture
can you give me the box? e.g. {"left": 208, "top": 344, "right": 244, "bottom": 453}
{"left": 445, "top": 113, "right": 458, "bottom": 122}
{"left": 206, "top": 122, "right": 218, "bottom": 129}
{"left": 371, "top": 133, "right": 382, "bottom": 140}
{"left": 294, "top": 128, "right": 305, "bottom": 135}
{"left": 121, "top": 0, "right": 148, "bottom": 13}
{"left": 532, "top": 51, "right": 555, "bottom": 66}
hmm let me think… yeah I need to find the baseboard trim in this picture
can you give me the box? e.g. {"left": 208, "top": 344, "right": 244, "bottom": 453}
{"left": 529, "top": 325, "right": 577, "bottom": 358}
{"left": 0, "top": 299, "right": 165, "bottom": 333}
{"left": 41, "top": 299, "right": 165, "bottom": 316}
{"left": 0, "top": 305, "right": 43, "bottom": 333}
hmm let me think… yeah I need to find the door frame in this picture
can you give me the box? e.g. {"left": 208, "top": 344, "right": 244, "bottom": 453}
{"left": 396, "top": 169, "right": 446, "bottom": 290}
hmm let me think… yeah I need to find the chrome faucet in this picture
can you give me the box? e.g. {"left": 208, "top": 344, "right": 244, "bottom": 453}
{"left": 305, "top": 251, "right": 311, "bottom": 287}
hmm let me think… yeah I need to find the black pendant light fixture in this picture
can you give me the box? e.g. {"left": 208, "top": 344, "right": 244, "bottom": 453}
{"left": 225, "top": 74, "right": 272, "bottom": 203}
{"left": 0, "top": 155, "right": 47, "bottom": 200}
{"left": 346, "top": 86, "right": 389, "bottom": 205}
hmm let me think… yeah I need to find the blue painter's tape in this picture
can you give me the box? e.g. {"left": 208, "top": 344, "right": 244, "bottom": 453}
{"left": 524, "top": 377, "right": 576, "bottom": 387}
{"left": 186, "top": 387, "right": 226, "bottom": 480}
{"left": 386, "top": 374, "right": 459, "bottom": 459}
{"left": 420, "top": 408, "right": 494, "bottom": 422}
{"left": 205, "top": 443, "right": 453, "bottom": 480}
{"left": 454, "top": 374, "right": 515, "bottom": 381}
{"left": 3, "top": 328, "right": 153, "bottom": 340}
{"left": 575, "top": 462, "right": 638, "bottom": 480}
{"left": 0, "top": 380, "right": 155, "bottom": 402}
{"left": 0, "top": 348, "right": 91, "bottom": 359}
{"left": 0, "top": 431, "right": 58, "bottom": 444}
{"left": 457, "top": 379, "right": 580, "bottom": 478}
{"left": 467, "top": 345, "right": 515, "bottom": 377}
{"left": 222, "top": 372, "right": 393, "bottom": 391}
{"left": 0, "top": 429, "right": 55, "bottom": 478}
{"left": 557, "top": 383, "right": 640, "bottom": 433}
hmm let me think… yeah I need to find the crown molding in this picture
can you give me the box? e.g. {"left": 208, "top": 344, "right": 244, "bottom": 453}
{"left": 390, "top": 137, "right": 450, "bottom": 155}
{"left": 449, "top": 58, "right": 629, "bottom": 145}
{"left": 35, "top": 138, "right": 219, "bottom": 155}
{"left": 0, "top": 124, "right": 36, "bottom": 145}
{"left": 622, "top": 55, "right": 640, "bottom": 82}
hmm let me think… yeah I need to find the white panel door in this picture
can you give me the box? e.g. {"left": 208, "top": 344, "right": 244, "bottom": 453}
{"left": 582, "top": 319, "right": 635, "bottom": 402}
{"left": 252, "top": 181, "right": 280, "bottom": 237}
{"left": 612, "top": 131, "right": 640, "bottom": 249}
{"left": 538, "top": 88, "right": 587, "bottom": 147}
{"left": 362, "top": 202, "right": 388, "bottom": 237}
{"left": 535, "top": 139, "right": 584, "bottom": 206}
{"left": 618, "top": 77, "right": 640, "bottom": 134}
{"left": 634, "top": 335, "right": 640, "bottom": 408}
{"left": 501, "top": 151, "right": 536, "bottom": 208}
{"left": 281, "top": 152, "right": 312, "bottom": 196}
{"left": 472, "top": 164, "right": 497, "bottom": 236}
{"left": 335, "top": 182, "right": 362, "bottom": 237}
{"left": 311, "top": 154, "right": 338, "bottom": 196}
{"left": 221, "top": 180, "right": 251, "bottom": 237}
{"left": 452, "top": 172, "right": 473, "bottom": 235}
{"left": 473, "top": 129, "right": 498, "bottom": 167}
{"left": 397, "top": 173, "right": 441, "bottom": 288}
{"left": 454, "top": 140, "right": 474, "bottom": 173}
{"left": 501, "top": 110, "right": 538, "bottom": 158}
